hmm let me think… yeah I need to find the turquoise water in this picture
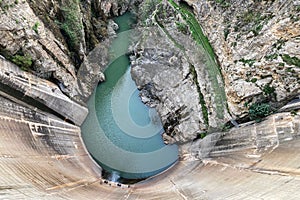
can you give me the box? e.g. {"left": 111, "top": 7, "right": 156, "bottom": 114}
{"left": 129, "top": 89, "right": 149, "bottom": 126}
{"left": 81, "top": 13, "right": 178, "bottom": 180}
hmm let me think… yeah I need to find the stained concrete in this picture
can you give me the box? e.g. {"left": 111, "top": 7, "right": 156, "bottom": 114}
{"left": 0, "top": 89, "right": 299, "bottom": 199}
{"left": 0, "top": 57, "right": 88, "bottom": 126}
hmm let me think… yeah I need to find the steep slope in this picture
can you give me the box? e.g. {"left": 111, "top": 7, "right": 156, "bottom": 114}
{"left": 130, "top": 0, "right": 300, "bottom": 144}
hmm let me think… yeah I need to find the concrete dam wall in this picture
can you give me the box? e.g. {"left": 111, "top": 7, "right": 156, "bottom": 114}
{"left": 1, "top": 57, "right": 300, "bottom": 199}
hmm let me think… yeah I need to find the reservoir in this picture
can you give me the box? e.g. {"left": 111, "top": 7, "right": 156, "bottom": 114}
{"left": 81, "top": 12, "right": 178, "bottom": 182}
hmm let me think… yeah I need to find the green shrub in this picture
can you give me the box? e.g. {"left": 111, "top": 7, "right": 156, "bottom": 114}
{"left": 273, "top": 39, "right": 286, "bottom": 50}
{"left": 224, "top": 26, "right": 230, "bottom": 40}
{"left": 32, "top": 22, "right": 39, "bottom": 34}
{"left": 250, "top": 78, "right": 257, "bottom": 83}
{"left": 231, "top": 41, "right": 237, "bottom": 47}
{"left": 291, "top": 110, "right": 298, "bottom": 116}
{"left": 251, "top": 24, "right": 263, "bottom": 36}
{"left": 176, "top": 22, "right": 188, "bottom": 34}
{"left": 285, "top": 68, "right": 295, "bottom": 73}
{"left": 265, "top": 53, "right": 278, "bottom": 60}
{"left": 198, "top": 132, "right": 207, "bottom": 139}
{"left": 248, "top": 103, "right": 273, "bottom": 120}
{"left": 281, "top": 54, "right": 300, "bottom": 68}
{"left": 214, "top": 0, "right": 231, "bottom": 8}
{"left": 263, "top": 84, "right": 275, "bottom": 95}
{"left": 11, "top": 55, "right": 33, "bottom": 71}
{"left": 239, "top": 58, "right": 255, "bottom": 67}
{"left": 60, "top": 0, "right": 83, "bottom": 50}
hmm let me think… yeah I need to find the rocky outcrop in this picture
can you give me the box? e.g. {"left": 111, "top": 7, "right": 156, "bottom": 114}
{"left": 188, "top": 0, "right": 300, "bottom": 117}
{"left": 0, "top": 57, "right": 88, "bottom": 126}
{"left": 131, "top": 27, "right": 206, "bottom": 144}
{"left": 130, "top": 0, "right": 300, "bottom": 144}
{"left": 94, "top": 0, "right": 132, "bottom": 17}
{"left": 0, "top": 0, "right": 80, "bottom": 97}
{"left": 131, "top": 1, "right": 231, "bottom": 144}
{"left": 76, "top": 42, "right": 108, "bottom": 102}
{"left": 0, "top": 0, "right": 132, "bottom": 103}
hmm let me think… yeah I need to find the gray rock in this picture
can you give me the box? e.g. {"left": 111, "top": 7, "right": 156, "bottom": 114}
{"left": 0, "top": 58, "right": 88, "bottom": 126}
{"left": 76, "top": 40, "right": 110, "bottom": 102}
{"left": 189, "top": 0, "right": 300, "bottom": 115}
{"left": 131, "top": 26, "right": 218, "bottom": 144}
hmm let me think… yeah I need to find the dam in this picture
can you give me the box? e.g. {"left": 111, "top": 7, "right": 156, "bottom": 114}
{"left": 0, "top": 0, "right": 300, "bottom": 199}
{"left": 0, "top": 60, "right": 299, "bottom": 198}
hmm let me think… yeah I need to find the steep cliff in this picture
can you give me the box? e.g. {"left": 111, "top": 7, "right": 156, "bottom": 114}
{"left": 130, "top": 0, "right": 300, "bottom": 144}
{"left": 0, "top": 0, "right": 132, "bottom": 102}
{"left": 188, "top": 0, "right": 300, "bottom": 116}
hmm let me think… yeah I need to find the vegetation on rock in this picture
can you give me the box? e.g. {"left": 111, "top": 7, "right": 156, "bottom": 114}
{"left": 32, "top": 22, "right": 39, "bottom": 34}
{"left": 248, "top": 102, "right": 273, "bottom": 121}
{"left": 175, "top": 22, "right": 188, "bottom": 34}
{"left": 190, "top": 64, "right": 209, "bottom": 125}
{"left": 168, "top": 0, "right": 228, "bottom": 120}
{"left": 59, "top": 0, "right": 83, "bottom": 51}
{"left": 11, "top": 54, "right": 33, "bottom": 71}
{"left": 213, "top": 0, "right": 231, "bottom": 8}
{"left": 281, "top": 54, "right": 300, "bottom": 68}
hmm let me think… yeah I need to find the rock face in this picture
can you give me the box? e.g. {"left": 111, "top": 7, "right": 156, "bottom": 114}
{"left": 0, "top": 0, "right": 79, "bottom": 97}
{"left": 0, "top": 57, "right": 88, "bottom": 126}
{"left": 0, "top": 0, "right": 132, "bottom": 103}
{"left": 131, "top": 1, "right": 231, "bottom": 144}
{"left": 129, "top": 0, "right": 300, "bottom": 144}
{"left": 187, "top": 0, "right": 300, "bottom": 117}
{"left": 131, "top": 27, "right": 207, "bottom": 144}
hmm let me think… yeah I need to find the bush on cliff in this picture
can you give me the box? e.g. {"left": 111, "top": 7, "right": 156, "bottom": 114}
{"left": 11, "top": 54, "right": 33, "bottom": 71}
{"left": 59, "top": 0, "right": 82, "bottom": 51}
{"left": 248, "top": 103, "right": 273, "bottom": 121}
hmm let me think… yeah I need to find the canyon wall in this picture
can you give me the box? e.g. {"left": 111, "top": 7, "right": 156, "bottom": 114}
{"left": 130, "top": 0, "right": 300, "bottom": 144}
{"left": 0, "top": 0, "right": 299, "bottom": 199}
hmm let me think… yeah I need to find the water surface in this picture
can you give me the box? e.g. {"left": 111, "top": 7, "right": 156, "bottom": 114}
{"left": 81, "top": 12, "right": 178, "bottom": 180}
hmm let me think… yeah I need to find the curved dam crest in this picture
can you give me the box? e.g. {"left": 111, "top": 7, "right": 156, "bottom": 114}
{"left": 81, "top": 12, "right": 178, "bottom": 180}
